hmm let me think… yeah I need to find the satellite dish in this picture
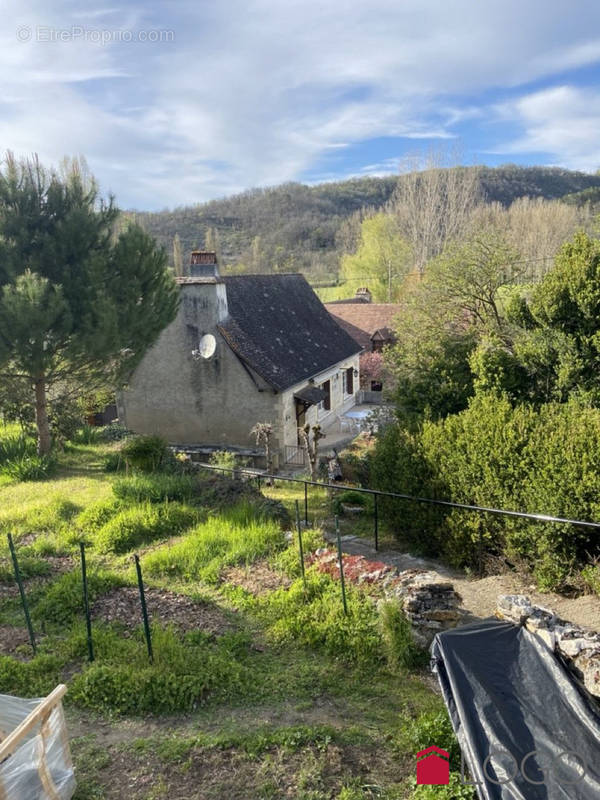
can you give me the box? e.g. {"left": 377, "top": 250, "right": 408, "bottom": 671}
{"left": 198, "top": 334, "right": 217, "bottom": 359}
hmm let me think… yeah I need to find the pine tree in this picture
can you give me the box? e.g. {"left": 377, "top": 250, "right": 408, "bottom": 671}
{"left": 0, "top": 153, "right": 179, "bottom": 454}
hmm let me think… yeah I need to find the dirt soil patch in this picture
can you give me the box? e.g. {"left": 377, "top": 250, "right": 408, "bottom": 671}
{"left": 91, "top": 588, "right": 237, "bottom": 636}
{"left": 0, "top": 625, "right": 40, "bottom": 658}
{"left": 222, "top": 560, "right": 291, "bottom": 595}
{"left": 455, "top": 573, "right": 600, "bottom": 631}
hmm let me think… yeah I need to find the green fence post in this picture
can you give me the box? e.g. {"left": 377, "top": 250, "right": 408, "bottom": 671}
{"left": 304, "top": 481, "right": 309, "bottom": 527}
{"left": 373, "top": 493, "right": 379, "bottom": 551}
{"left": 134, "top": 554, "right": 154, "bottom": 664}
{"left": 80, "top": 542, "right": 94, "bottom": 662}
{"left": 295, "top": 500, "right": 306, "bottom": 588}
{"left": 7, "top": 533, "right": 36, "bottom": 653}
{"left": 335, "top": 516, "right": 348, "bottom": 616}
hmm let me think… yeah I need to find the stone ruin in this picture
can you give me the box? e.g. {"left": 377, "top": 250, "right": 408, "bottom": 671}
{"left": 308, "top": 548, "right": 464, "bottom": 648}
{"left": 496, "top": 594, "right": 600, "bottom": 700}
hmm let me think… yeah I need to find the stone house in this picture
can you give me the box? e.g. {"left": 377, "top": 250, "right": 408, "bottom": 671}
{"left": 118, "top": 252, "right": 361, "bottom": 467}
{"left": 325, "top": 289, "right": 401, "bottom": 395}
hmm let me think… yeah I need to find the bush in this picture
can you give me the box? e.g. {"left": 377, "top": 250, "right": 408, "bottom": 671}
{"left": 120, "top": 435, "right": 169, "bottom": 472}
{"left": 372, "top": 394, "right": 600, "bottom": 589}
{"left": 379, "top": 602, "right": 427, "bottom": 671}
{"left": 210, "top": 450, "right": 238, "bottom": 471}
{"left": 0, "top": 654, "right": 64, "bottom": 696}
{"left": 332, "top": 489, "right": 372, "bottom": 516}
{"left": 0, "top": 432, "right": 36, "bottom": 464}
{"left": 113, "top": 474, "right": 197, "bottom": 505}
{"left": 2, "top": 453, "right": 57, "bottom": 481}
{"left": 95, "top": 502, "right": 200, "bottom": 554}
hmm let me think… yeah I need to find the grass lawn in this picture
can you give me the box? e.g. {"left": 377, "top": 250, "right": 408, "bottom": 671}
{"left": 0, "top": 435, "right": 468, "bottom": 799}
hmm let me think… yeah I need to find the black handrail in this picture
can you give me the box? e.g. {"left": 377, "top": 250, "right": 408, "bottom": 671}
{"left": 198, "top": 462, "right": 600, "bottom": 531}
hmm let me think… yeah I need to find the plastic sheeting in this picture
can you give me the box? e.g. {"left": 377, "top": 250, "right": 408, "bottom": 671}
{"left": 0, "top": 692, "right": 75, "bottom": 799}
{"left": 431, "top": 619, "right": 600, "bottom": 800}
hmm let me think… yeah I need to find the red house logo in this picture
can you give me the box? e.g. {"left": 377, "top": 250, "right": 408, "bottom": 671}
{"left": 416, "top": 746, "right": 450, "bottom": 785}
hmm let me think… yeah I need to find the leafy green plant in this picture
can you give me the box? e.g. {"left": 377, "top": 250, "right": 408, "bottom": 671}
{"left": 0, "top": 432, "right": 36, "bottom": 464}
{"left": 379, "top": 602, "right": 427, "bottom": 671}
{"left": 2, "top": 453, "right": 57, "bottom": 481}
{"left": 120, "top": 435, "right": 169, "bottom": 472}
{"left": 210, "top": 450, "right": 238, "bottom": 471}
{"left": 95, "top": 502, "right": 200, "bottom": 554}
{"left": 70, "top": 425, "right": 103, "bottom": 445}
{"left": 332, "top": 490, "right": 372, "bottom": 516}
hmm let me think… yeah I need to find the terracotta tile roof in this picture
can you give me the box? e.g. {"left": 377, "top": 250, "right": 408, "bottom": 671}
{"left": 325, "top": 303, "right": 402, "bottom": 350}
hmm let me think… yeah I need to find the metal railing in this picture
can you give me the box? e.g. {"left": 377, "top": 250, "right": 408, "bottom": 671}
{"left": 283, "top": 445, "right": 305, "bottom": 466}
{"left": 198, "top": 463, "right": 600, "bottom": 572}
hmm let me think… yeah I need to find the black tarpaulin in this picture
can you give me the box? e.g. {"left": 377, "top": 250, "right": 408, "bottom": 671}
{"left": 431, "top": 619, "right": 600, "bottom": 799}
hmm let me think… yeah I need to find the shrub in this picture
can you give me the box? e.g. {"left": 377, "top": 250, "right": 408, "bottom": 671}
{"left": 379, "top": 602, "right": 427, "bottom": 671}
{"left": 332, "top": 489, "right": 372, "bottom": 516}
{"left": 120, "top": 435, "right": 169, "bottom": 472}
{"left": 113, "top": 474, "right": 197, "bottom": 505}
{"left": 0, "top": 432, "right": 36, "bottom": 464}
{"left": 372, "top": 394, "right": 600, "bottom": 589}
{"left": 2, "top": 453, "right": 57, "bottom": 481}
{"left": 70, "top": 425, "right": 103, "bottom": 445}
{"left": 210, "top": 450, "right": 238, "bottom": 471}
{"left": 99, "top": 422, "right": 132, "bottom": 442}
{"left": 95, "top": 502, "right": 200, "bottom": 554}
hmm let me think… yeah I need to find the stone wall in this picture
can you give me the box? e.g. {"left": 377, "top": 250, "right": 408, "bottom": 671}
{"left": 497, "top": 594, "right": 600, "bottom": 699}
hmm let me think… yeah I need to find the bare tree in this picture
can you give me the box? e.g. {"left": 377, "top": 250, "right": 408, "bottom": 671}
{"left": 173, "top": 233, "right": 184, "bottom": 276}
{"left": 298, "top": 423, "right": 325, "bottom": 481}
{"left": 389, "top": 150, "right": 481, "bottom": 275}
{"left": 250, "top": 421, "right": 274, "bottom": 479}
{"left": 469, "top": 198, "right": 581, "bottom": 282}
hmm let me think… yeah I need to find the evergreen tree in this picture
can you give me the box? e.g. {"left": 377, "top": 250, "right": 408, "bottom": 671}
{"left": 0, "top": 153, "right": 179, "bottom": 454}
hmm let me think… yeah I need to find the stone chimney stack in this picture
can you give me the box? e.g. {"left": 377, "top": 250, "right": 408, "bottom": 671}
{"left": 190, "top": 250, "right": 219, "bottom": 278}
{"left": 355, "top": 287, "right": 372, "bottom": 303}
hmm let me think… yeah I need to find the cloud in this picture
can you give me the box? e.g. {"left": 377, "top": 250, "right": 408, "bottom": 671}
{"left": 493, "top": 85, "right": 600, "bottom": 171}
{"left": 1, "top": 0, "right": 600, "bottom": 207}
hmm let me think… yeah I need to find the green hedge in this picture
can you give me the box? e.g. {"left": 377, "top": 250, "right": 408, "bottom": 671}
{"left": 372, "top": 393, "right": 600, "bottom": 589}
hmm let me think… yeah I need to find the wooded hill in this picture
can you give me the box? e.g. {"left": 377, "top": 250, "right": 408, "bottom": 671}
{"left": 130, "top": 165, "right": 600, "bottom": 280}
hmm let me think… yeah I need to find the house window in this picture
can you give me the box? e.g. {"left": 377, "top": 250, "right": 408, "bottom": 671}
{"left": 345, "top": 367, "right": 354, "bottom": 395}
{"left": 320, "top": 380, "right": 331, "bottom": 411}
{"left": 370, "top": 380, "right": 383, "bottom": 392}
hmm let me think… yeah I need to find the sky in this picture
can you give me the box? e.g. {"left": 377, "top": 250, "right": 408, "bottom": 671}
{"left": 3, "top": 0, "right": 600, "bottom": 210}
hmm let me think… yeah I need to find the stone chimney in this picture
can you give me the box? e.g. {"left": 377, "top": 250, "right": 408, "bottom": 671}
{"left": 355, "top": 287, "right": 372, "bottom": 303}
{"left": 190, "top": 250, "right": 219, "bottom": 278}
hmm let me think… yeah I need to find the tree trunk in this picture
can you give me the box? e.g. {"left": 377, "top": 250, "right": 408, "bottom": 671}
{"left": 34, "top": 376, "right": 51, "bottom": 455}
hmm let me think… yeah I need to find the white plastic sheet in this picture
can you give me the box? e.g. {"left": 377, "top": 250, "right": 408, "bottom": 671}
{"left": 0, "top": 690, "right": 75, "bottom": 799}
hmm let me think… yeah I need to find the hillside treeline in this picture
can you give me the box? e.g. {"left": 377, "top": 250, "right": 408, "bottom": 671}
{"left": 130, "top": 165, "right": 600, "bottom": 281}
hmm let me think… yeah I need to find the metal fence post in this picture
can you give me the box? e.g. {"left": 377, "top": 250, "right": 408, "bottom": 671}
{"left": 79, "top": 542, "right": 94, "bottom": 662}
{"left": 373, "top": 493, "right": 379, "bottom": 551}
{"left": 134, "top": 554, "right": 153, "bottom": 664}
{"left": 304, "top": 481, "right": 309, "bottom": 527}
{"left": 295, "top": 500, "right": 306, "bottom": 588}
{"left": 335, "top": 516, "right": 348, "bottom": 616}
{"left": 7, "top": 533, "right": 36, "bottom": 653}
